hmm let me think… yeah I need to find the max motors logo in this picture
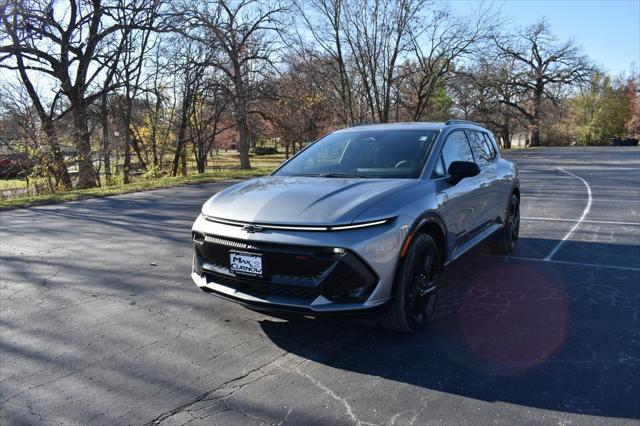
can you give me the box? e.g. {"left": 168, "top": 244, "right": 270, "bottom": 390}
{"left": 242, "top": 224, "right": 264, "bottom": 233}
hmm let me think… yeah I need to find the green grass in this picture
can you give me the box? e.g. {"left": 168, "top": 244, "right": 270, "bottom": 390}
{"left": 209, "top": 151, "right": 287, "bottom": 169}
{"left": 0, "top": 179, "right": 28, "bottom": 190}
{"left": 0, "top": 167, "right": 274, "bottom": 210}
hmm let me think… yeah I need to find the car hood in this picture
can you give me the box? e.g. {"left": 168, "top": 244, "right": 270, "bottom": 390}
{"left": 202, "top": 176, "right": 418, "bottom": 225}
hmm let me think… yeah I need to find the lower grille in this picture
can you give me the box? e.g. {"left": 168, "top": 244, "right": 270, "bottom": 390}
{"left": 193, "top": 234, "right": 378, "bottom": 304}
{"left": 205, "top": 271, "right": 321, "bottom": 300}
{"left": 195, "top": 234, "right": 335, "bottom": 280}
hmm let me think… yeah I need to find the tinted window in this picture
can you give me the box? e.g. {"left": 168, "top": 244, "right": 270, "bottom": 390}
{"left": 441, "top": 131, "right": 474, "bottom": 172}
{"left": 482, "top": 133, "right": 498, "bottom": 158}
{"left": 433, "top": 155, "right": 445, "bottom": 177}
{"left": 303, "top": 138, "right": 348, "bottom": 169}
{"left": 467, "top": 131, "right": 494, "bottom": 166}
{"left": 275, "top": 129, "right": 439, "bottom": 179}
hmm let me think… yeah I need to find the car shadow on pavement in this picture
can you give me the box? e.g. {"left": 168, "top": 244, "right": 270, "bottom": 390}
{"left": 259, "top": 241, "right": 640, "bottom": 421}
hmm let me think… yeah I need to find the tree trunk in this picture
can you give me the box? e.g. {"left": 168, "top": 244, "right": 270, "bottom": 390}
{"left": 529, "top": 126, "right": 541, "bottom": 147}
{"left": 101, "top": 93, "right": 112, "bottom": 184}
{"left": 131, "top": 136, "right": 147, "bottom": 170}
{"left": 530, "top": 90, "right": 543, "bottom": 147}
{"left": 14, "top": 53, "right": 71, "bottom": 189}
{"left": 234, "top": 72, "right": 251, "bottom": 169}
{"left": 72, "top": 101, "right": 98, "bottom": 189}
{"left": 172, "top": 92, "right": 191, "bottom": 176}
{"left": 237, "top": 111, "right": 251, "bottom": 169}
{"left": 181, "top": 150, "right": 188, "bottom": 176}
{"left": 501, "top": 128, "right": 512, "bottom": 149}
{"left": 123, "top": 96, "right": 133, "bottom": 184}
{"left": 151, "top": 94, "right": 161, "bottom": 167}
{"left": 123, "top": 137, "right": 132, "bottom": 184}
{"left": 42, "top": 120, "right": 72, "bottom": 189}
{"left": 197, "top": 154, "right": 206, "bottom": 173}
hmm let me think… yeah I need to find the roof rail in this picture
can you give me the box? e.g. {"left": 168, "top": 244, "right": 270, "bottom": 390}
{"left": 445, "top": 119, "right": 482, "bottom": 126}
{"left": 349, "top": 122, "right": 371, "bottom": 127}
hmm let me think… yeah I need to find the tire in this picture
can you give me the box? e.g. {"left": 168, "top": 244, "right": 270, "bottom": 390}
{"left": 378, "top": 234, "right": 442, "bottom": 333}
{"left": 490, "top": 193, "right": 520, "bottom": 255}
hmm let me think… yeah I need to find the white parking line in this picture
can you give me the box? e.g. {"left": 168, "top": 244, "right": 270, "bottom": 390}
{"left": 523, "top": 217, "right": 640, "bottom": 226}
{"left": 544, "top": 168, "right": 592, "bottom": 261}
{"left": 486, "top": 255, "right": 640, "bottom": 272}
{"left": 522, "top": 197, "right": 639, "bottom": 204}
{"left": 522, "top": 184, "right": 638, "bottom": 190}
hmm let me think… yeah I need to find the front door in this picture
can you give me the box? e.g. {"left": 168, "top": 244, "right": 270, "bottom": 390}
{"left": 434, "top": 130, "right": 484, "bottom": 252}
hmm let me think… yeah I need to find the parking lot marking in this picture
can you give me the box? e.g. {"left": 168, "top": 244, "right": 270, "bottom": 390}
{"left": 544, "top": 168, "right": 593, "bottom": 261}
{"left": 487, "top": 255, "right": 640, "bottom": 272}
{"left": 523, "top": 217, "right": 640, "bottom": 226}
{"left": 524, "top": 197, "right": 639, "bottom": 204}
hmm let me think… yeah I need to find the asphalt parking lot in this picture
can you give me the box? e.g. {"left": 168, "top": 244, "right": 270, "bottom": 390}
{"left": 1, "top": 146, "right": 639, "bottom": 425}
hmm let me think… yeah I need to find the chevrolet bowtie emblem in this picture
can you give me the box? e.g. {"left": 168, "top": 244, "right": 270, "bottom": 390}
{"left": 242, "top": 224, "right": 264, "bottom": 233}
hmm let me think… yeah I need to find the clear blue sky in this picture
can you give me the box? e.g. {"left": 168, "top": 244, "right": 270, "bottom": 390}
{"left": 451, "top": 0, "right": 640, "bottom": 76}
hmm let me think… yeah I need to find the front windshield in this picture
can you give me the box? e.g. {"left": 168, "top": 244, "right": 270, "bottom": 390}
{"left": 274, "top": 129, "right": 440, "bottom": 179}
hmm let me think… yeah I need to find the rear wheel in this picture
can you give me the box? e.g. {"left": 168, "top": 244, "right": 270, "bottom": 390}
{"left": 379, "top": 234, "right": 441, "bottom": 333}
{"left": 490, "top": 193, "right": 520, "bottom": 254}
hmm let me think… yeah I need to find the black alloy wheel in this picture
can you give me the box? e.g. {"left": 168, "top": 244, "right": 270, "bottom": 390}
{"left": 490, "top": 193, "right": 520, "bottom": 254}
{"left": 379, "top": 233, "right": 441, "bottom": 333}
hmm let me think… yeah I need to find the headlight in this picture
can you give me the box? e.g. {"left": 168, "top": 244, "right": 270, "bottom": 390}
{"left": 198, "top": 215, "right": 395, "bottom": 232}
{"left": 328, "top": 218, "right": 393, "bottom": 231}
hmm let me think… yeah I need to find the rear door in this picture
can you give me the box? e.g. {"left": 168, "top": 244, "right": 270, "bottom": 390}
{"left": 433, "top": 130, "right": 484, "bottom": 251}
{"left": 465, "top": 130, "right": 502, "bottom": 226}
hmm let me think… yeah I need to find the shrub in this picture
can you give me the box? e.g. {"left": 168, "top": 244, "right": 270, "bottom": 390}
{"left": 142, "top": 163, "right": 163, "bottom": 180}
{"left": 251, "top": 147, "right": 278, "bottom": 155}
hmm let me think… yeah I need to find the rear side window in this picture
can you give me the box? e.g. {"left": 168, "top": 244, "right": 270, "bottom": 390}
{"left": 467, "top": 131, "right": 495, "bottom": 166}
{"left": 482, "top": 133, "right": 499, "bottom": 158}
{"left": 441, "top": 131, "right": 474, "bottom": 172}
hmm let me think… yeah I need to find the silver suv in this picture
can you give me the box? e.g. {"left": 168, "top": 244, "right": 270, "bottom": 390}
{"left": 191, "top": 121, "right": 520, "bottom": 333}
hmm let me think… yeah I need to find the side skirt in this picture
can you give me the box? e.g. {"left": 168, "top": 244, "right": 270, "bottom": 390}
{"left": 445, "top": 223, "right": 503, "bottom": 265}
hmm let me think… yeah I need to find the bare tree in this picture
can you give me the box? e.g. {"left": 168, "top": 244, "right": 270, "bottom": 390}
{"left": 452, "top": 59, "right": 524, "bottom": 148}
{"left": 189, "top": 76, "right": 231, "bottom": 173}
{"left": 494, "top": 20, "right": 595, "bottom": 146}
{"left": 165, "top": 38, "right": 209, "bottom": 176}
{"left": 407, "top": 4, "right": 498, "bottom": 121}
{"left": 144, "top": 42, "right": 177, "bottom": 170}
{"left": 341, "top": 0, "right": 426, "bottom": 123}
{"left": 1, "top": 0, "right": 163, "bottom": 188}
{"left": 180, "top": 0, "right": 288, "bottom": 169}
{"left": 0, "top": 1, "right": 72, "bottom": 188}
{"left": 294, "top": 0, "right": 355, "bottom": 125}
{"left": 266, "top": 54, "right": 333, "bottom": 157}
{"left": 115, "top": 0, "right": 161, "bottom": 183}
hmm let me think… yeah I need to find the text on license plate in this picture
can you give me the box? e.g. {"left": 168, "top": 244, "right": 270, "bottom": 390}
{"left": 229, "top": 251, "right": 263, "bottom": 276}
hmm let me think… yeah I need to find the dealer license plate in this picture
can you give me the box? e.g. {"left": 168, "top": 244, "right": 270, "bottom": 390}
{"left": 229, "top": 251, "right": 263, "bottom": 277}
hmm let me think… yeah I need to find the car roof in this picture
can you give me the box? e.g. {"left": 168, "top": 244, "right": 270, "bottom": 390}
{"left": 334, "top": 121, "right": 485, "bottom": 133}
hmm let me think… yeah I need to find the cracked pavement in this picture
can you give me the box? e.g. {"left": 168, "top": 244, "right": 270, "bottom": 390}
{"left": 1, "top": 147, "right": 639, "bottom": 425}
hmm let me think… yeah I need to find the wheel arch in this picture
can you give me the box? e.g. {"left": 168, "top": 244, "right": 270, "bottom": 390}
{"left": 400, "top": 213, "right": 448, "bottom": 265}
{"left": 512, "top": 185, "right": 520, "bottom": 200}
{"left": 384, "top": 213, "right": 448, "bottom": 312}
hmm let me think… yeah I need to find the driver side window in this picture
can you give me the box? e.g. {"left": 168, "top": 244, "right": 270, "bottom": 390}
{"left": 441, "top": 131, "right": 474, "bottom": 172}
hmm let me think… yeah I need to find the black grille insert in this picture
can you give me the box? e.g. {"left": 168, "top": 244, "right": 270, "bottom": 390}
{"left": 193, "top": 235, "right": 378, "bottom": 304}
{"left": 205, "top": 271, "right": 321, "bottom": 300}
{"left": 196, "top": 234, "right": 335, "bottom": 280}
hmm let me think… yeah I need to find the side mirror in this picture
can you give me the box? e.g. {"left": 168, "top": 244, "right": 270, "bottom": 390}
{"left": 447, "top": 161, "right": 480, "bottom": 184}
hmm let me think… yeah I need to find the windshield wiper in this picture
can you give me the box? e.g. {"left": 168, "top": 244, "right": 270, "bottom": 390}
{"left": 317, "top": 173, "right": 370, "bottom": 178}
{"left": 291, "top": 172, "right": 370, "bottom": 178}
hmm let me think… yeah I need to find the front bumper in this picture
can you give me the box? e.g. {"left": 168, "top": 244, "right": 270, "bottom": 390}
{"left": 191, "top": 272, "right": 387, "bottom": 315}
{"left": 190, "top": 214, "right": 413, "bottom": 313}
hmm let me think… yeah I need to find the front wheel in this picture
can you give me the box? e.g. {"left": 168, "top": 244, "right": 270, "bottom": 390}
{"left": 378, "top": 234, "right": 442, "bottom": 333}
{"left": 490, "top": 193, "right": 520, "bottom": 254}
